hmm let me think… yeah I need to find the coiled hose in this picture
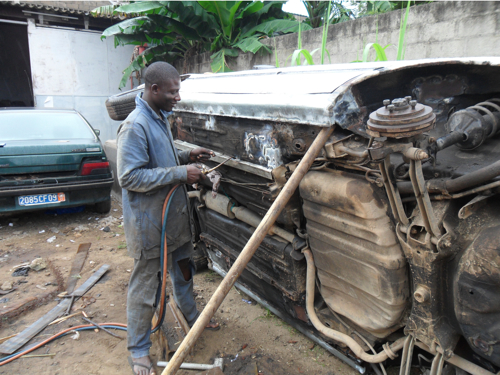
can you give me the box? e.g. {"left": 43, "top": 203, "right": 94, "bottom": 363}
{"left": 0, "top": 185, "right": 180, "bottom": 365}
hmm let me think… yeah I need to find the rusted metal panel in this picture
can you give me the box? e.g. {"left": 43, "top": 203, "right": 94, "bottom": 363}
{"left": 299, "top": 170, "right": 409, "bottom": 338}
{"left": 455, "top": 225, "right": 500, "bottom": 367}
{"left": 174, "top": 58, "right": 500, "bottom": 129}
{"left": 174, "top": 139, "right": 273, "bottom": 180}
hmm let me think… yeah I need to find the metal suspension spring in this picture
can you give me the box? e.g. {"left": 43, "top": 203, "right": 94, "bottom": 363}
{"left": 466, "top": 98, "right": 500, "bottom": 136}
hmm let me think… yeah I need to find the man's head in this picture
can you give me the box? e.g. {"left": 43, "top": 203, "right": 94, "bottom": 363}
{"left": 143, "top": 62, "right": 181, "bottom": 114}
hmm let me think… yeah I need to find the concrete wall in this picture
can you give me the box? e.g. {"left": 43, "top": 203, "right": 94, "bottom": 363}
{"left": 27, "top": 19, "right": 137, "bottom": 143}
{"left": 179, "top": 1, "right": 500, "bottom": 73}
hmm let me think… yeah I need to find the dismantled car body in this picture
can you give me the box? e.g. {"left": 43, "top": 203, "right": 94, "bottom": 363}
{"left": 110, "top": 58, "right": 500, "bottom": 375}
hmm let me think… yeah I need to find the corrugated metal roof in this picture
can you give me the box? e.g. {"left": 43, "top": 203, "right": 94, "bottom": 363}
{"left": 0, "top": 1, "right": 124, "bottom": 19}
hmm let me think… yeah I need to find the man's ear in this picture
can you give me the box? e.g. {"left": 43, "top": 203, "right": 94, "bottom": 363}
{"left": 150, "top": 83, "right": 160, "bottom": 94}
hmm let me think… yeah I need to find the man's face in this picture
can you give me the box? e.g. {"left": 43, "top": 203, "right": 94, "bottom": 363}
{"left": 153, "top": 78, "right": 181, "bottom": 112}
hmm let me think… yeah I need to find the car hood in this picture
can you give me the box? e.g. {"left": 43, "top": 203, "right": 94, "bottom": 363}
{"left": 175, "top": 57, "right": 500, "bottom": 131}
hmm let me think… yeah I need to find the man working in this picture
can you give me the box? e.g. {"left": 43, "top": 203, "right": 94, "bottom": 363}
{"left": 117, "top": 61, "right": 218, "bottom": 375}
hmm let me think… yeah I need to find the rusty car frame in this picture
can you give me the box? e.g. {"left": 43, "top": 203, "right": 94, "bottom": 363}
{"left": 108, "top": 57, "right": 500, "bottom": 375}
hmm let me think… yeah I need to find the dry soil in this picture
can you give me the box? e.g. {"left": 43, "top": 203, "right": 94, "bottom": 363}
{"left": 0, "top": 199, "right": 357, "bottom": 375}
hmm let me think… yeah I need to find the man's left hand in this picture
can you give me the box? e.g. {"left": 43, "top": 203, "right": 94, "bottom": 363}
{"left": 189, "top": 147, "right": 215, "bottom": 163}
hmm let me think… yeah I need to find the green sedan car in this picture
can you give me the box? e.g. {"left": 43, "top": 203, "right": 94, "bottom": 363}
{"left": 0, "top": 108, "right": 113, "bottom": 214}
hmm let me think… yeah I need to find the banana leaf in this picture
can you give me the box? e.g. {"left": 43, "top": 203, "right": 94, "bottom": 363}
{"left": 234, "top": 36, "right": 270, "bottom": 54}
{"left": 241, "top": 19, "right": 312, "bottom": 39}
{"left": 115, "top": 1, "right": 165, "bottom": 14}
{"left": 210, "top": 48, "right": 238, "bottom": 73}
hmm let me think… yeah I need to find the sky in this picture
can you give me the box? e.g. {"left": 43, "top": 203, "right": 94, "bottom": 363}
{"left": 282, "top": 0, "right": 309, "bottom": 16}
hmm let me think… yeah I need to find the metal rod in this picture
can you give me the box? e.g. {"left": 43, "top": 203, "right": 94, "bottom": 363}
{"left": 82, "top": 317, "right": 123, "bottom": 340}
{"left": 162, "top": 126, "right": 335, "bottom": 375}
{"left": 203, "top": 156, "right": 234, "bottom": 174}
{"left": 157, "top": 362, "right": 214, "bottom": 370}
{"left": 401, "top": 179, "right": 500, "bottom": 202}
{"left": 0, "top": 19, "right": 28, "bottom": 25}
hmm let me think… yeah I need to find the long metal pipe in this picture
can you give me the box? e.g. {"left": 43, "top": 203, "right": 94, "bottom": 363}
{"left": 0, "top": 19, "right": 28, "bottom": 25}
{"left": 163, "top": 126, "right": 335, "bottom": 374}
{"left": 397, "top": 160, "right": 500, "bottom": 194}
{"left": 303, "top": 249, "right": 406, "bottom": 363}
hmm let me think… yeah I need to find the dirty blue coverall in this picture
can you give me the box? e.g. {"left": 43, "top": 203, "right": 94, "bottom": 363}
{"left": 117, "top": 94, "right": 199, "bottom": 359}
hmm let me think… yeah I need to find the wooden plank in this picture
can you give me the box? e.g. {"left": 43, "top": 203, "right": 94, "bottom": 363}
{"left": 66, "top": 243, "right": 91, "bottom": 294}
{"left": 0, "top": 264, "right": 110, "bottom": 354}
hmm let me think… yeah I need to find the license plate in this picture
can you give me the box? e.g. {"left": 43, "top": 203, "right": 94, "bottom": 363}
{"left": 18, "top": 192, "right": 66, "bottom": 206}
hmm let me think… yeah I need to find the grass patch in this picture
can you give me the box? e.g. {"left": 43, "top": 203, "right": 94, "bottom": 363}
{"left": 204, "top": 270, "right": 219, "bottom": 282}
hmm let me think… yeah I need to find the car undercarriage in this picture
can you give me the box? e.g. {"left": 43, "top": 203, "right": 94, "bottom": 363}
{"left": 109, "top": 58, "right": 500, "bottom": 375}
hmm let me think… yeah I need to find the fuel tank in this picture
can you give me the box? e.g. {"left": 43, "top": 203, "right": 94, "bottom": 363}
{"left": 299, "top": 170, "right": 409, "bottom": 337}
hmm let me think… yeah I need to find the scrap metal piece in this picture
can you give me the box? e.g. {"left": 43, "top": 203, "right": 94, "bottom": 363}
{"left": 66, "top": 243, "right": 91, "bottom": 294}
{"left": 458, "top": 194, "right": 493, "bottom": 219}
{"left": 0, "top": 264, "right": 110, "bottom": 354}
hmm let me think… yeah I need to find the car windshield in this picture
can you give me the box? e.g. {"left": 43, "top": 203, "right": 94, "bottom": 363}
{"left": 0, "top": 111, "right": 95, "bottom": 141}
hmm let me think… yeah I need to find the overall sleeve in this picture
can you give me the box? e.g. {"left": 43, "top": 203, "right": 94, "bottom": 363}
{"left": 177, "top": 149, "right": 191, "bottom": 165}
{"left": 117, "top": 124, "right": 187, "bottom": 193}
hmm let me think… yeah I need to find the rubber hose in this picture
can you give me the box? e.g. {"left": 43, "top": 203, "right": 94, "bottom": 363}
{"left": 152, "top": 184, "right": 180, "bottom": 333}
{"left": 303, "top": 248, "right": 406, "bottom": 363}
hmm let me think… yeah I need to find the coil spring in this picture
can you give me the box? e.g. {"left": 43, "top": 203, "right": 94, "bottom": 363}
{"left": 467, "top": 98, "right": 500, "bottom": 137}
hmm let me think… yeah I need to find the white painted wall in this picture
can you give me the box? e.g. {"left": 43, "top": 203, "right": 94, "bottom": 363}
{"left": 27, "top": 19, "right": 137, "bottom": 143}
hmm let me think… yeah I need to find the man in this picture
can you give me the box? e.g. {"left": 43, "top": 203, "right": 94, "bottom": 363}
{"left": 117, "top": 62, "right": 218, "bottom": 375}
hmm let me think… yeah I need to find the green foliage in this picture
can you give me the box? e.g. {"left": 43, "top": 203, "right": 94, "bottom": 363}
{"left": 357, "top": 1, "right": 432, "bottom": 16}
{"left": 302, "top": 1, "right": 354, "bottom": 29}
{"left": 94, "top": 1, "right": 306, "bottom": 87}
{"left": 353, "top": 0, "right": 411, "bottom": 62}
{"left": 396, "top": 0, "right": 410, "bottom": 60}
{"left": 287, "top": 2, "right": 332, "bottom": 67}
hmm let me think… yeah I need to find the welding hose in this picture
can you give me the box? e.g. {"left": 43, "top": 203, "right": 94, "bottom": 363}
{"left": 0, "top": 323, "right": 127, "bottom": 366}
{"left": 302, "top": 248, "right": 406, "bottom": 363}
{"left": 0, "top": 186, "right": 181, "bottom": 365}
{"left": 152, "top": 184, "right": 181, "bottom": 334}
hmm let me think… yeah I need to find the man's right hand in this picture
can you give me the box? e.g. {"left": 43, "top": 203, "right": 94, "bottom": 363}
{"left": 186, "top": 165, "right": 206, "bottom": 184}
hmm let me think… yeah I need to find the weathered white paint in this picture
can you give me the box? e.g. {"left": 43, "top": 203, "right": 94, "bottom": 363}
{"left": 27, "top": 19, "right": 137, "bottom": 143}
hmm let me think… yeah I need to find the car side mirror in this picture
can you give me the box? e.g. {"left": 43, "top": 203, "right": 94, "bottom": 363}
{"left": 94, "top": 129, "right": 100, "bottom": 136}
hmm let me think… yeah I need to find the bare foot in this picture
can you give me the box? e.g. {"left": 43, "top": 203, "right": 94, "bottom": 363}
{"left": 205, "top": 318, "right": 220, "bottom": 331}
{"left": 129, "top": 356, "right": 156, "bottom": 375}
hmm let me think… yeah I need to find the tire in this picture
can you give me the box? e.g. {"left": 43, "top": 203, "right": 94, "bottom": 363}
{"left": 106, "top": 86, "right": 143, "bottom": 121}
{"left": 93, "top": 198, "right": 112, "bottom": 214}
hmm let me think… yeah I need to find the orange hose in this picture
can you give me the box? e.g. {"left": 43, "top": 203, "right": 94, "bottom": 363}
{"left": 0, "top": 323, "right": 127, "bottom": 366}
{"left": 1, "top": 187, "right": 181, "bottom": 366}
{"left": 152, "top": 184, "right": 180, "bottom": 332}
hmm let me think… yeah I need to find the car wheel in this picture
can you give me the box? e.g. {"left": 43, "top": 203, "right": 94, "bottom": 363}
{"left": 105, "top": 88, "right": 141, "bottom": 121}
{"left": 93, "top": 199, "right": 112, "bottom": 214}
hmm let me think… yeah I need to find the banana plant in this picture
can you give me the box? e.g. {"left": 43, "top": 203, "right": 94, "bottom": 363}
{"left": 93, "top": 1, "right": 309, "bottom": 88}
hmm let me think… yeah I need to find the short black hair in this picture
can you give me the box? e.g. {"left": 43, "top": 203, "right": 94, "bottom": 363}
{"left": 144, "top": 62, "right": 179, "bottom": 87}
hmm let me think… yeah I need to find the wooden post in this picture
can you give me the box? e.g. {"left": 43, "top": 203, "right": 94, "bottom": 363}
{"left": 162, "top": 126, "right": 335, "bottom": 375}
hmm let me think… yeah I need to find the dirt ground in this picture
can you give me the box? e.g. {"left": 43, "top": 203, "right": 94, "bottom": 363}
{"left": 0, "top": 199, "right": 358, "bottom": 375}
